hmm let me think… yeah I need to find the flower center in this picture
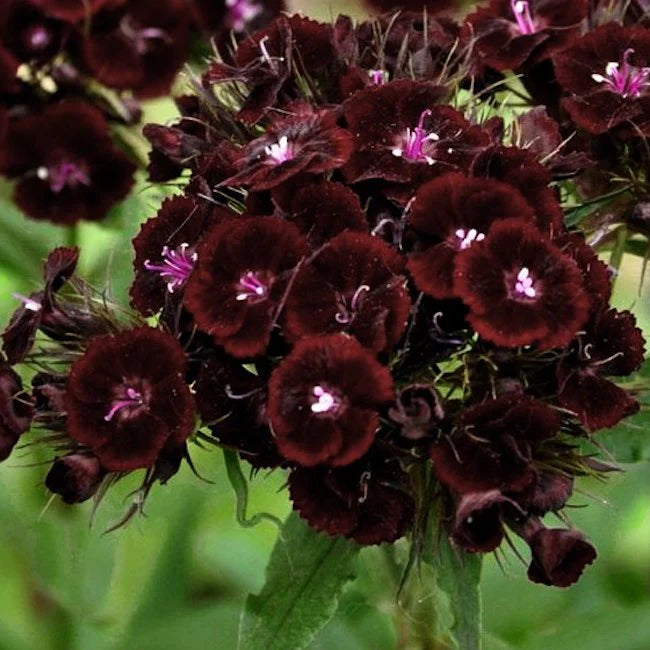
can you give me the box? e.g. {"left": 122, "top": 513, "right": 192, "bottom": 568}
{"left": 120, "top": 16, "right": 171, "bottom": 55}
{"left": 144, "top": 243, "right": 197, "bottom": 293}
{"left": 236, "top": 271, "right": 270, "bottom": 302}
{"left": 310, "top": 384, "right": 343, "bottom": 415}
{"left": 511, "top": 0, "right": 537, "bottom": 35}
{"left": 25, "top": 25, "right": 52, "bottom": 52}
{"left": 454, "top": 228, "right": 485, "bottom": 250}
{"left": 104, "top": 386, "right": 144, "bottom": 422}
{"left": 264, "top": 135, "right": 295, "bottom": 164}
{"left": 513, "top": 267, "right": 537, "bottom": 299}
{"left": 368, "top": 69, "right": 389, "bottom": 85}
{"left": 37, "top": 161, "right": 90, "bottom": 193}
{"left": 226, "top": 0, "right": 262, "bottom": 32}
{"left": 591, "top": 49, "right": 650, "bottom": 98}
{"left": 335, "top": 285, "right": 370, "bottom": 325}
{"left": 392, "top": 109, "right": 440, "bottom": 165}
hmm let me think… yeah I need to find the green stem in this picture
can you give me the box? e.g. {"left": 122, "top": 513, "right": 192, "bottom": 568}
{"left": 610, "top": 226, "right": 629, "bottom": 290}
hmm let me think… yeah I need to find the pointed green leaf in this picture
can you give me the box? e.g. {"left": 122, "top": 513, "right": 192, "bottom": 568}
{"left": 239, "top": 512, "right": 359, "bottom": 650}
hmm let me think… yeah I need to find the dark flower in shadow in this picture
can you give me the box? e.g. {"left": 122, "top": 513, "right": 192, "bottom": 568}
{"left": 65, "top": 327, "right": 195, "bottom": 472}
{"left": 0, "top": 102, "right": 135, "bottom": 224}
{"left": 558, "top": 308, "right": 645, "bottom": 430}
{"left": 45, "top": 454, "right": 105, "bottom": 504}
{"left": 130, "top": 196, "right": 234, "bottom": 316}
{"left": 553, "top": 23, "right": 650, "bottom": 135}
{"left": 0, "top": 358, "right": 34, "bottom": 461}
{"left": 431, "top": 395, "right": 561, "bottom": 494}
{"left": 388, "top": 384, "right": 444, "bottom": 441}
{"left": 221, "top": 105, "right": 354, "bottom": 191}
{"left": 465, "top": 0, "right": 588, "bottom": 71}
{"left": 284, "top": 231, "right": 410, "bottom": 353}
{"left": 289, "top": 453, "right": 414, "bottom": 544}
{"left": 185, "top": 217, "right": 308, "bottom": 358}
{"left": 29, "top": 0, "right": 118, "bottom": 22}
{"left": 78, "top": 0, "right": 190, "bottom": 98}
{"left": 453, "top": 218, "right": 589, "bottom": 349}
{"left": 407, "top": 173, "right": 538, "bottom": 299}
{"left": 267, "top": 334, "right": 394, "bottom": 466}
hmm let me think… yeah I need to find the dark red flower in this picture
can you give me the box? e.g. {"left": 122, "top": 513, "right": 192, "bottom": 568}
{"left": 278, "top": 181, "right": 367, "bottom": 247}
{"left": 65, "top": 327, "right": 195, "bottom": 472}
{"left": 0, "top": 102, "right": 136, "bottom": 224}
{"left": 470, "top": 145, "right": 564, "bottom": 236}
{"left": 29, "top": 0, "right": 120, "bottom": 22}
{"left": 2, "top": 246, "right": 79, "bottom": 364}
{"left": 514, "top": 518, "right": 597, "bottom": 587}
{"left": 553, "top": 23, "right": 650, "bottom": 135}
{"left": 78, "top": 0, "right": 190, "bottom": 98}
{"left": 342, "top": 81, "right": 489, "bottom": 200}
{"left": 185, "top": 217, "right": 308, "bottom": 358}
{"left": 407, "top": 173, "right": 538, "bottom": 299}
{"left": 45, "top": 454, "right": 105, "bottom": 504}
{"left": 130, "top": 196, "right": 234, "bottom": 316}
{"left": 267, "top": 335, "right": 394, "bottom": 466}
{"left": 194, "top": 352, "right": 281, "bottom": 468}
{"left": 221, "top": 105, "right": 354, "bottom": 191}
{"left": 431, "top": 395, "right": 561, "bottom": 494}
{"left": 0, "top": 358, "right": 34, "bottom": 461}
{"left": 284, "top": 232, "right": 410, "bottom": 353}
{"left": 465, "top": 0, "right": 588, "bottom": 71}
{"left": 558, "top": 308, "right": 645, "bottom": 430}
{"left": 453, "top": 218, "right": 589, "bottom": 349}
{"left": 514, "top": 471, "right": 574, "bottom": 515}
{"left": 289, "top": 453, "right": 414, "bottom": 544}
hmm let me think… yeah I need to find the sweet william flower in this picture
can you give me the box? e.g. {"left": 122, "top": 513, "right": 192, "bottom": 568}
{"left": 453, "top": 218, "right": 589, "bottom": 349}
{"left": 64, "top": 327, "right": 195, "bottom": 472}
{"left": 184, "top": 217, "right": 308, "bottom": 358}
{"left": 267, "top": 334, "right": 394, "bottom": 467}
{"left": 0, "top": 102, "right": 136, "bottom": 224}
{"left": 45, "top": 454, "right": 105, "bottom": 504}
{"left": 0, "top": 358, "right": 34, "bottom": 461}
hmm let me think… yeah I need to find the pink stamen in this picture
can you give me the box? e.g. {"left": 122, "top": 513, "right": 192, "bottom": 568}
{"left": 264, "top": 135, "right": 295, "bottom": 164}
{"left": 104, "top": 387, "right": 143, "bottom": 422}
{"left": 514, "top": 267, "right": 536, "bottom": 298}
{"left": 455, "top": 228, "right": 485, "bottom": 250}
{"left": 392, "top": 109, "right": 440, "bottom": 164}
{"left": 368, "top": 69, "right": 389, "bottom": 85}
{"left": 39, "top": 161, "right": 90, "bottom": 193}
{"left": 236, "top": 271, "right": 269, "bottom": 302}
{"left": 120, "top": 16, "right": 171, "bottom": 55}
{"left": 591, "top": 49, "right": 650, "bottom": 98}
{"left": 144, "top": 243, "right": 197, "bottom": 293}
{"left": 511, "top": 0, "right": 537, "bottom": 35}
{"left": 226, "top": 0, "right": 262, "bottom": 32}
{"left": 335, "top": 285, "right": 370, "bottom": 324}
{"left": 310, "top": 385, "right": 341, "bottom": 414}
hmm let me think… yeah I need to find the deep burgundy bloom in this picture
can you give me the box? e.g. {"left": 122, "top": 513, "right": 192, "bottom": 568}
{"left": 0, "top": 359, "right": 34, "bottom": 461}
{"left": 130, "top": 196, "right": 234, "bottom": 316}
{"left": 431, "top": 395, "right": 561, "bottom": 494}
{"left": 407, "top": 173, "right": 539, "bottom": 299}
{"left": 221, "top": 105, "right": 354, "bottom": 191}
{"left": 342, "top": 80, "right": 490, "bottom": 200}
{"left": 516, "top": 518, "right": 597, "bottom": 587}
{"left": 465, "top": 0, "right": 588, "bottom": 71}
{"left": 470, "top": 145, "right": 564, "bottom": 235}
{"left": 65, "top": 327, "right": 195, "bottom": 472}
{"left": 185, "top": 217, "right": 308, "bottom": 358}
{"left": 194, "top": 352, "right": 281, "bottom": 468}
{"left": 2, "top": 246, "right": 79, "bottom": 364}
{"left": 78, "top": 0, "right": 190, "bottom": 98}
{"left": 278, "top": 181, "right": 367, "bottom": 247}
{"left": 453, "top": 218, "right": 589, "bottom": 349}
{"left": 29, "top": 0, "right": 119, "bottom": 22}
{"left": 515, "top": 471, "right": 573, "bottom": 515}
{"left": 267, "top": 335, "right": 394, "bottom": 466}
{"left": 558, "top": 308, "right": 645, "bottom": 430}
{"left": 45, "top": 454, "right": 105, "bottom": 504}
{"left": 284, "top": 232, "right": 410, "bottom": 353}
{"left": 0, "top": 102, "right": 135, "bottom": 224}
{"left": 553, "top": 23, "right": 650, "bottom": 135}
{"left": 289, "top": 454, "right": 414, "bottom": 544}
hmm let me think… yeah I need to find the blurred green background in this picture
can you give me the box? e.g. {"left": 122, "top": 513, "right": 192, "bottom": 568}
{"left": 0, "top": 1, "right": 649, "bottom": 649}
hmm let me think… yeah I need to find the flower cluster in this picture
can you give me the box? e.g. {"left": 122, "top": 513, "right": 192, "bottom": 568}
{"left": 2, "top": 4, "right": 649, "bottom": 590}
{"left": 0, "top": 0, "right": 283, "bottom": 224}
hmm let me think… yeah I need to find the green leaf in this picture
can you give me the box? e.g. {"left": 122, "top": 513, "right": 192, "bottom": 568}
{"left": 563, "top": 187, "right": 630, "bottom": 228}
{"left": 586, "top": 360, "right": 650, "bottom": 463}
{"left": 239, "top": 512, "right": 360, "bottom": 650}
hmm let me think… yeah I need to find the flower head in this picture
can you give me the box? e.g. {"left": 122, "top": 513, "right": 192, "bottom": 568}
{"left": 45, "top": 454, "right": 105, "bottom": 504}
{"left": 267, "top": 335, "right": 394, "bottom": 466}
{"left": 64, "top": 327, "right": 195, "bottom": 472}
{"left": 0, "top": 359, "right": 34, "bottom": 461}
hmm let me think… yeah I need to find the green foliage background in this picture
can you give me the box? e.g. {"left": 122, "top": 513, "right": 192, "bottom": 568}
{"left": 0, "top": 2, "right": 649, "bottom": 647}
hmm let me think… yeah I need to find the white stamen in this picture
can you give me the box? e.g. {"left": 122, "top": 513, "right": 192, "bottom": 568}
{"left": 311, "top": 385, "right": 336, "bottom": 413}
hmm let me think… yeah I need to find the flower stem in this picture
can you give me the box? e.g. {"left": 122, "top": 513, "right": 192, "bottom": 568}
{"left": 610, "top": 225, "right": 628, "bottom": 289}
